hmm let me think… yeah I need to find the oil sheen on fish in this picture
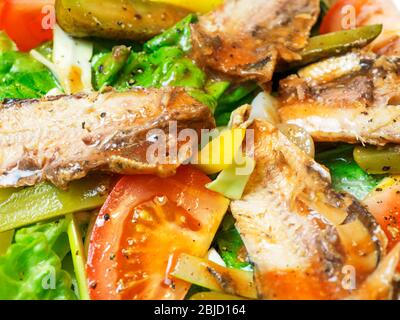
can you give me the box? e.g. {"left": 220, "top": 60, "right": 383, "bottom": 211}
{"left": 190, "top": 0, "right": 320, "bottom": 84}
{"left": 230, "top": 120, "right": 387, "bottom": 299}
{"left": 0, "top": 87, "right": 215, "bottom": 188}
{"left": 279, "top": 52, "right": 400, "bottom": 145}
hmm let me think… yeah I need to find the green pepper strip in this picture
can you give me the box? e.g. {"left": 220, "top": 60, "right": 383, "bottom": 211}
{"left": 0, "top": 175, "right": 111, "bottom": 233}
{"left": 67, "top": 214, "right": 90, "bottom": 300}
{"left": 0, "top": 230, "right": 14, "bottom": 256}
{"left": 92, "top": 45, "right": 131, "bottom": 90}
{"left": 282, "top": 24, "right": 382, "bottom": 70}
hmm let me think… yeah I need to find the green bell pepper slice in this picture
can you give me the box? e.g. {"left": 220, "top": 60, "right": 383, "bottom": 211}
{"left": 0, "top": 175, "right": 111, "bottom": 233}
{"left": 283, "top": 24, "right": 382, "bottom": 70}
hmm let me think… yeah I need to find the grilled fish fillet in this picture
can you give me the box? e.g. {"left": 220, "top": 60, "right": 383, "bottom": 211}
{"left": 0, "top": 87, "right": 215, "bottom": 188}
{"left": 279, "top": 52, "right": 400, "bottom": 145}
{"left": 191, "top": 0, "right": 320, "bottom": 84}
{"left": 230, "top": 120, "right": 387, "bottom": 299}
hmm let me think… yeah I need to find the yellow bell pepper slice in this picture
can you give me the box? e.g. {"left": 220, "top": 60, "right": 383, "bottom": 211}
{"left": 206, "top": 156, "right": 255, "bottom": 200}
{"left": 196, "top": 128, "right": 246, "bottom": 175}
{"left": 171, "top": 253, "right": 257, "bottom": 299}
{"left": 372, "top": 175, "right": 400, "bottom": 190}
{"left": 149, "top": 0, "right": 224, "bottom": 13}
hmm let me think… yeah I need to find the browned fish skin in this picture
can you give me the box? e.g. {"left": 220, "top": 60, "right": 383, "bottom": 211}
{"left": 230, "top": 120, "right": 386, "bottom": 299}
{"left": 279, "top": 52, "right": 400, "bottom": 145}
{"left": 0, "top": 88, "right": 215, "bottom": 188}
{"left": 191, "top": 0, "right": 320, "bottom": 84}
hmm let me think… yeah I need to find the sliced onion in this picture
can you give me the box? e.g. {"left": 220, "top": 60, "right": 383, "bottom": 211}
{"left": 250, "top": 92, "right": 279, "bottom": 124}
{"left": 31, "top": 24, "right": 94, "bottom": 94}
{"left": 207, "top": 248, "right": 226, "bottom": 267}
{"left": 53, "top": 25, "right": 93, "bottom": 94}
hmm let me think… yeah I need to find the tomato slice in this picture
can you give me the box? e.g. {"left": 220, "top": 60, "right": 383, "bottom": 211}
{"left": 86, "top": 166, "right": 229, "bottom": 300}
{"left": 0, "top": 1, "right": 5, "bottom": 29}
{"left": 320, "top": 0, "right": 378, "bottom": 34}
{"left": 1, "top": 0, "right": 55, "bottom": 51}
{"left": 364, "top": 177, "right": 400, "bottom": 251}
{"left": 320, "top": 0, "right": 400, "bottom": 54}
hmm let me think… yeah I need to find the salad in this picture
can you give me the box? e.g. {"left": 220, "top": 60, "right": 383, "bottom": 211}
{"left": 0, "top": 0, "right": 400, "bottom": 300}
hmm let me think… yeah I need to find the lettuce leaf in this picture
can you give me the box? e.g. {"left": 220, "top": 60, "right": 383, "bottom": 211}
{"left": 0, "top": 219, "right": 77, "bottom": 300}
{"left": 215, "top": 215, "right": 252, "bottom": 270}
{"left": 91, "top": 15, "right": 229, "bottom": 112}
{"left": 317, "top": 145, "right": 383, "bottom": 200}
{"left": 0, "top": 51, "right": 58, "bottom": 101}
{"left": 144, "top": 14, "right": 197, "bottom": 53}
{"left": 214, "top": 83, "right": 258, "bottom": 126}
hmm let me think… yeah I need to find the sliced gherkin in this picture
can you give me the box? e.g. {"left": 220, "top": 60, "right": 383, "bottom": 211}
{"left": 55, "top": 0, "right": 190, "bottom": 41}
{"left": 282, "top": 24, "right": 383, "bottom": 70}
{"left": 354, "top": 145, "right": 400, "bottom": 175}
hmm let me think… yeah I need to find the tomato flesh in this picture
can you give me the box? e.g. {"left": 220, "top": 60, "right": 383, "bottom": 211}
{"left": 364, "top": 181, "right": 400, "bottom": 251}
{"left": 1, "top": 0, "right": 55, "bottom": 51}
{"left": 320, "top": 0, "right": 375, "bottom": 33}
{"left": 320, "top": 0, "right": 400, "bottom": 55}
{"left": 86, "top": 166, "right": 229, "bottom": 300}
{"left": 0, "top": 1, "right": 5, "bottom": 29}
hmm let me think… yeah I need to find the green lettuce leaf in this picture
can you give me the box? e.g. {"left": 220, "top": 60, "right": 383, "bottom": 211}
{"left": 214, "top": 83, "right": 258, "bottom": 126}
{"left": 0, "top": 219, "right": 77, "bottom": 300}
{"left": 113, "top": 47, "right": 206, "bottom": 90}
{"left": 91, "top": 15, "right": 232, "bottom": 112}
{"left": 317, "top": 145, "right": 383, "bottom": 200}
{"left": 215, "top": 215, "right": 252, "bottom": 270}
{"left": 0, "top": 51, "right": 58, "bottom": 101}
{"left": 144, "top": 14, "right": 197, "bottom": 53}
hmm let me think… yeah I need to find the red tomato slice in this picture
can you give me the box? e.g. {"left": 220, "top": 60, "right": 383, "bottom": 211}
{"left": 86, "top": 166, "right": 229, "bottom": 300}
{"left": 2, "top": 0, "right": 55, "bottom": 51}
{"left": 0, "top": 1, "right": 5, "bottom": 29}
{"left": 320, "top": 0, "right": 377, "bottom": 34}
{"left": 364, "top": 178, "right": 400, "bottom": 251}
{"left": 320, "top": 0, "right": 400, "bottom": 54}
